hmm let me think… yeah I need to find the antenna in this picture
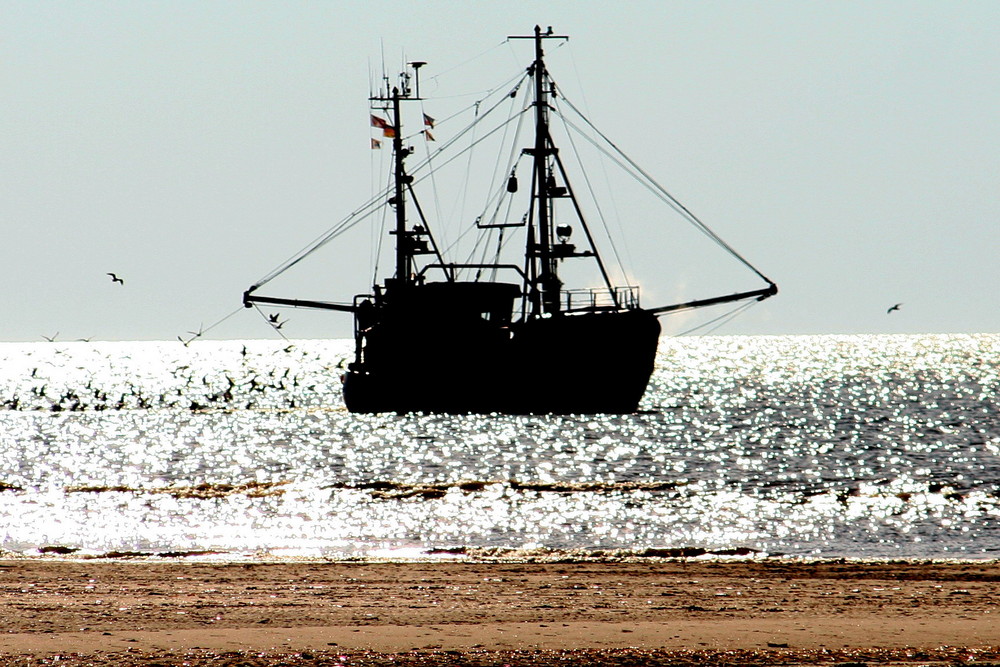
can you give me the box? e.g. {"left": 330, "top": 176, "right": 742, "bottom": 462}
{"left": 379, "top": 39, "right": 388, "bottom": 98}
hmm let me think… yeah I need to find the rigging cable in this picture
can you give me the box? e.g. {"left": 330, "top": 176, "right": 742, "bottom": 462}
{"left": 251, "top": 304, "right": 292, "bottom": 342}
{"left": 405, "top": 75, "right": 528, "bottom": 181}
{"left": 559, "top": 42, "right": 637, "bottom": 284}
{"left": 426, "top": 40, "right": 508, "bottom": 85}
{"left": 672, "top": 299, "right": 758, "bottom": 336}
{"left": 415, "top": 72, "right": 528, "bottom": 268}
{"left": 555, "top": 91, "right": 775, "bottom": 286}
{"left": 249, "top": 189, "right": 390, "bottom": 291}
{"left": 372, "top": 154, "right": 393, "bottom": 286}
{"left": 549, "top": 102, "right": 629, "bottom": 285}
{"left": 470, "top": 86, "right": 529, "bottom": 273}
{"left": 179, "top": 305, "right": 245, "bottom": 345}
{"left": 419, "top": 101, "right": 447, "bottom": 259}
{"left": 453, "top": 100, "right": 481, "bottom": 278}
{"left": 415, "top": 107, "right": 531, "bottom": 257}
{"left": 248, "top": 74, "right": 527, "bottom": 293}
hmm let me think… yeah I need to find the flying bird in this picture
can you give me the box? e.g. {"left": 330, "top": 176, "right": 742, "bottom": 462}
{"left": 107, "top": 273, "right": 124, "bottom": 285}
{"left": 268, "top": 313, "right": 280, "bottom": 323}
{"left": 887, "top": 303, "right": 903, "bottom": 314}
{"left": 41, "top": 332, "right": 59, "bottom": 342}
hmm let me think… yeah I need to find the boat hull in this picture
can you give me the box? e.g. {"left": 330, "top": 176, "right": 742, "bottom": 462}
{"left": 343, "top": 309, "right": 660, "bottom": 414}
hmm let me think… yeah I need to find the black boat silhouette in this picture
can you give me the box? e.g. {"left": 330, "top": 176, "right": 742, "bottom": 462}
{"left": 244, "top": 26, "right": 776, "bottom": 414}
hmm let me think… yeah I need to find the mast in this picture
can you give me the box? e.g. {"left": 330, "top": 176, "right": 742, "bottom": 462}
{"left": 512, "top": 25, "right": 568, "bottom": 317}
{"left": 372, "top": 64, "right": 420, "bottom": 289}
{"left": 532, "top": 27, "right": 555, "bottom": 315}
{"left": 390, "top": 87, "right": 408, "bottom": 284}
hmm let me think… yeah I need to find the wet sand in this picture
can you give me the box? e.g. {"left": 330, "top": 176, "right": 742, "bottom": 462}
{"left": 1, "top": 558, "right": 998, "bottom": 665}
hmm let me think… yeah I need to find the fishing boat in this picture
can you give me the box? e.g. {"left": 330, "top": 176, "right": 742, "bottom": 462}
{"left": 243, "top": 26, "right": 777, "bottom": 414}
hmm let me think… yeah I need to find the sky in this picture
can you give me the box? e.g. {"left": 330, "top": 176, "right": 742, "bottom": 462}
{"left": 4, "top": 1, "right": 1000, "bottom": 342}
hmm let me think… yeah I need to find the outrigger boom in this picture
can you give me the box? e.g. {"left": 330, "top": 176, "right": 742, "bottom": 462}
{"left": 243, "top": 291, "right": 356, "bottom": 313}
{"left": 648, "top": 283, "right": 778, "bottom": 316}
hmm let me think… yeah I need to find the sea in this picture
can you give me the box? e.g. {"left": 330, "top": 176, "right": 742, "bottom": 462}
{"left": 1, "top": 334, "right": 998, "bottom": 561}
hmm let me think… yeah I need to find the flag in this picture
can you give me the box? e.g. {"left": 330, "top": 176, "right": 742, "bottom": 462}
{"left": 371, "top": 138, "right": 381, "bottom": 149}
{"left": 423, "top": 130, "right": 435, "bottom": 142}
{"left": 370, "top": 115, "right": 391, "bottom": 130}
{"left": 382, "top": 127, "right": 396, "bottom": 138}
{"left": 423, "top": 113, "right": 435, "bottom": 128}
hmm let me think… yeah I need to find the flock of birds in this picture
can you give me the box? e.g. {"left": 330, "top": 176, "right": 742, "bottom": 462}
{"left": 5, "top": 340, "right": 346, "bottom": 413}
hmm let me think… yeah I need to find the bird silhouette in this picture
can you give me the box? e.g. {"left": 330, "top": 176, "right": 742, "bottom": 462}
{"left": 887, "top": 303, "right": 903, "bottom": 314}
{"left": 41, "top": 332, "right": 59, "bottom": 342}
{"left": 268, "top": 313, "right": 280, "bottom": 323}
{"left": 107, "top": 273, "right": 124, "bottom": 285}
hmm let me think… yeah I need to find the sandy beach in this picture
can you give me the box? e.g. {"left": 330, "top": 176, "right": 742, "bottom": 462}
{"left": 0, "top": 558, "right": 998, "bottom": 665}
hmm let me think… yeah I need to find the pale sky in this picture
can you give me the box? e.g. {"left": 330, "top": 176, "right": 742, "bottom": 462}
{"left": 4, "top": 1, "right": 999, "bottom": 342}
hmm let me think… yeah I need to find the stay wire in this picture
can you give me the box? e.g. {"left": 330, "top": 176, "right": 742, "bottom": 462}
{"left": 252, "top": 304, "right": 292, "bottom": 342}
{"left": 550, "top": 102, "right": 629, "bottom": 284}
{"left": 426, "top": 40, "right": 508, "bottom": 84}
{"left": 249, "top": 74, "right": 526, "bottom": 293}
{"left": 672, "top": 300, "right": 757, "bottom": 336}
{"left": 555, "top": 91, "right": 774, "bottom": 286}
{"left": 250, "top": 191, "right": 389, "bottom": 291}
{"left": 180, "top": 305, "right": 244, "bottom": 344}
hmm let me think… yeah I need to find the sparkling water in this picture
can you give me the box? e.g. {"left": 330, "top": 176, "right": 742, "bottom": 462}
{"left": 1, "top": 334, "right": 998, "bottom": 559}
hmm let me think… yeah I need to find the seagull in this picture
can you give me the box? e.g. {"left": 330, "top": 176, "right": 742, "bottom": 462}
{"left": 267, "top": 313, "right": 280, "bottom": 324}
{"left": 106, "top": 273, "right": 124, "bottom": 285}
{"left": 887, "top": 303, "right": 903, "bottom": 314}
{"left": 41, "top": 332, "right": 59, "bottom": 342}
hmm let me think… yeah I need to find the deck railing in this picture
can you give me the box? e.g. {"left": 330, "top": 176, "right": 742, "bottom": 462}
{"left": 562, "top": 286, "right": 640, "bottom": 313}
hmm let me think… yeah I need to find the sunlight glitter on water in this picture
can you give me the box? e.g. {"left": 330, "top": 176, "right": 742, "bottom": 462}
{"left": 1, "top": 334, "right": 999, "bottom": 559}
